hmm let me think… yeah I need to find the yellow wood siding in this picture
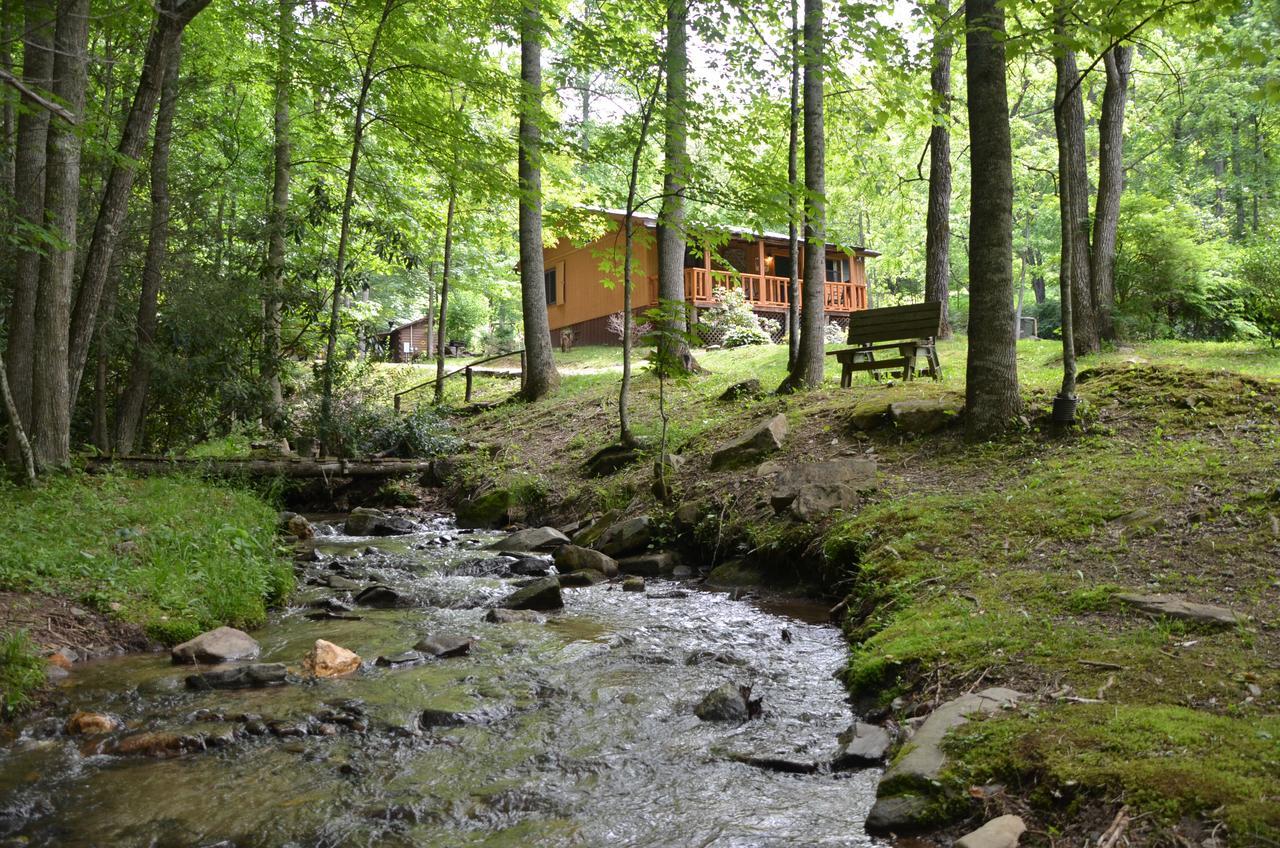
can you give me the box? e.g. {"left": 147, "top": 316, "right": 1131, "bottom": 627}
{"left": 544, "top": 223, "right": 657, "bottom": 332}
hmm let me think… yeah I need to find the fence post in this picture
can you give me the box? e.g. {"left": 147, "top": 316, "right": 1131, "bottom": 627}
{"left": 465, "top": 367, "right": 473, "bottom": 402}
{"left": 394, "top": 394, "right": 401, "bottom": 413}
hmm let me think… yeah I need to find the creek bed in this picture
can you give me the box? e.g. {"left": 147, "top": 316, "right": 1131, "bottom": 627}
{"left": 0, "top": 515, "right": 882, "bottom": 847}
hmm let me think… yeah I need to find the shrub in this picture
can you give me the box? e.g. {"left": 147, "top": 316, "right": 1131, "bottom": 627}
{"left": 0, "top": 631, "right": 45, "bottom": 717}
{"left": 320, "top": 399, "right": 460, "bottom": 458}
{"left": 606, "top": 311, "right": 653, "bottom": 343}
{"left": 702, "top": 286, "right": 773, "bottom": 347}
{"left": 824, "top": 320, "right": 845, "bottom": 345}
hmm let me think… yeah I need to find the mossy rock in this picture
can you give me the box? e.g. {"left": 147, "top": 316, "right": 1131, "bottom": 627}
{"left": 456, "top": 489, "right": 516, "bottom": 529}
{"left": 705, "top": 559, "right": 766, "bottom": 588}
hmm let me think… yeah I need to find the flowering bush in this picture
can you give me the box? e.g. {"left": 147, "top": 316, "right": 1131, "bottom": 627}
{"left": 824, "top": 320, "right": 846, "bottom": 345}
{"left": 702, "top": 287, "right": 773, "bottom": 347}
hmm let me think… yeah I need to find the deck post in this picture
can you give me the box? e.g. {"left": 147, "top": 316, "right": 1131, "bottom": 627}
{"left": 756, "top": 237, "right": 766, "bottom": 304}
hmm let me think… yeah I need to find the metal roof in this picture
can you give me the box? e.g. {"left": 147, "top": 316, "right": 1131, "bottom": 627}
{"left": 582, "top": 207, "right": 881, "bottom": 257}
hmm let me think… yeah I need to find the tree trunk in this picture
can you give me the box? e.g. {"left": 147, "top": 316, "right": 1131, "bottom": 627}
{"left": 4, "top": 0, "right": 53, "bottom": 466}
{"left": 29, "top": 0, "right": 89, "bottom": 470}
{"left": 778, "top": 0, "right": 825, "bottom": 392}
{"left": 0, "top": 349, "right": 35, "bottom": 483}
{"left": 1053, "top": 19, "right": 1097, "bottom": 356}
{"left": 655, "top": 0, "right": 698, "bottom": 374}
{"left": 262, "top": 0, "right": 293, "bottom": 430}
{"left": 1089, "top": 44, "right": 1130, "bottom": 344}
{"left": 66, "top": 0, "right": 210, "bottom": 412}
{"left": 1230, "top": 119, "right": 1245, "bottom": 241}
{"left": 320, "top": 0, "right": 394, "bottom": 436}
{"left": 114, "top": 38, "right": 183, "bottom": 455}
{"left": 923, "top": 0, "right": 952, "bottom": 338}
{"left": 517, "top": 0, "right": 560, "bottom": 400}
{"left": 963, "top": 0, "right": 1021, "bottom": 439}
{"left": 433, "top": 176, "right": 458, "bottom": 404}
{"left": 786, "top": 0, "right": 800, "bottom": 367}
{"left": 0, "top": 0, "right": 16, "bottom": 201}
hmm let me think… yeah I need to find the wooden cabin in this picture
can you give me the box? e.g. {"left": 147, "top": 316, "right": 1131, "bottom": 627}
{"left": 544, "top": 209, "right": 878, "bottom": 345}
{"left": 372, "top": 316, "right": 433, "bottom": 362}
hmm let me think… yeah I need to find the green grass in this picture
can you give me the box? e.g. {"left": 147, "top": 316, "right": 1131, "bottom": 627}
{"left": 0, "top": 474, "right": 293, "bottom": 645}
{"left": 0, "top": 630, "right": 46, "bottom": 717}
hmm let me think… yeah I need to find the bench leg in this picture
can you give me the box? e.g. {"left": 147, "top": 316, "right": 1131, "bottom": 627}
{"left": 841, "top": 363, "right": 852, "bottom": 388}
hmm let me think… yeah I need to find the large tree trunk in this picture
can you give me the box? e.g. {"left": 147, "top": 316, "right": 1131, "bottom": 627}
{"left": 786, "top": 0, "right": 800, "bottom": 367}
{"left": 963, "top": 0, "right": 1021, "bottom": 439}
{"left": 923, "top": 0, "right": 952, "bottom": 338}
{"left": 320, "top": 0, "right": 393, "bottom": 436}
{"left": 778, "top": 0, "right": 825, "bottom": 392}
{"left": 655, "top": 0, "right": 698, "bottom": 374}
{"left": 0, "top": 0, "right": 16, "bottom": 201}
{"left": 1053, "top": 20, "right": 1097, "bottom": 356}
{"left": 1089, "top": 43, "right": 1130, "bottom": 344}
{"left": 114, "top": 39, "right": 183, "bottom": 455}
{"left": 262, "top": 0, "right": 293, "bottom": 430}
{"left": 517, "top": 0, "right": 560, "bottom": 400}
{"left": 66, "top": 0, "right": 210, "bottom": 412}
{"left": 29, "top": 0, "right": 89, "bottom": 470}
{"left": 4, "top": 0, "right": 53, "bottom": 466}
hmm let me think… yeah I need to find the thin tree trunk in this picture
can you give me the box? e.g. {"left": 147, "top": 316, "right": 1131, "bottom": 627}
{"left": 4, "top": 0, "right": 53, "bottom": 466}
{"left": 1230, "top": 119, "right": 1245, "bottom": 241}
{"left": 0, "top": 350, "right": 35, "bottom": 483}
{"left": 1053, "top": 17, "right": 1097, "bottom": 356}
{"left": 924, "top": 0, "right": 952, "bottom": 338}
{"left": 434, "top": 176, "right": 458, "bottom": 404}
{"left": 786, "top": 0, "right": 800, "bottom": 367}
{"left": 0, "top": 0, "right": 16, "bottom": 202}
{"left": 90, "top": 257, "right": 119, "bottom": 452}
{"left": 779, "top": 0, "right": 825, "bottom": 392}
{"left": 1089, "top": 43, "right": 1130, "bottom": 343}
{"left": 963, "top": 0, "right": 1021, "bottom": 439}
{"left": 320, "top": 0, "right": 394, "bottom": 437}
{"left": 517, "top": 0, "right": 560, "bottom": 399}
{"left": 656, "top": 0, "right": 697, "bottom": 375}
{"left": 66, "top": 0, "right": 210, "bottom": 412}
{"left": 262, "top": 0, "right": 293, "bottom": 430}
{"left": 115, "top": 38, "right": 183, "bottom": 455}
{"left": 30, "top": 0, "right": 89, "bottom": 470}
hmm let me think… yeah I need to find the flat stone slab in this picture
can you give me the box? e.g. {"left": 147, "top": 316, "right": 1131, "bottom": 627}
{"left": 486, "top": 526, "right": 569, "bottom": 553}
{"left": 593, "top": 516, "right": 653, "bottom": 558}
{"left": 889, "top": 397, "right": 963, "bottom": 434}
{"left": 833, "top": 722, "right": 892, "bottom": 768}
{"left": 171, "top": 627, "right": 260, "bottom": 665}
{"left": 1116, "top": 593, "right": 1244, "bottom": 628}
{"left": 880, "top": 687, "right": 1022, "bottom": 793}
{"left": 864, "top": 794, "right": 935, "bottom": 834}
{"left": 770, "top": 459, "right": 878, "bottom": 522}
{"left": 710, "top": 414, "right": 788, "bottom": 470}
{"left": 957, "top": 814, "right": 1027, "bottom": 848}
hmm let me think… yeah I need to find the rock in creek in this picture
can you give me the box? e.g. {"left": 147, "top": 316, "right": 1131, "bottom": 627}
{"left": 305, "top": 611, "right": 364, "bottom": 622}
{"left": 709, "top": 414, "right": 787, "bottom": 471}
{"left": 107, "top": 731, "right": 204, "bottom": 758}
{"left": 487, "top": 526, "right": 570, "bottom": 553}
{"left": 309, "top": 596, "right": 355, "bottom": 613}
{"left": 592, "top": 516, "right": 653, "bottom": 558}
{"left": 65, "top": 711, "right": 120, "bottom": 735}
{"left": 956, "top": 815, "right": 1027, "bottom": 848}
{"left": 694, "top": 683, "right": 759, "bottom": 723}
{"left": 554, "top": 544, "right": 619, "bottom": 577}
{"left": 621, "top": 576, "right": 645, "bottom": 593}
{"left": 186, "top": 663, "right": 289, "bottom": 691}
{"left": 325, "top": 575, "right": 365, "bottom": 591}
{"left": 558, "top": 569, "right": 607, "bottom": 588}
{"left": 419, "top": 707, "right": 471, "bottom": 729}
{"left": 1115, "top": 592, "right": 1244, "bottom": 628}
{"left": 498, "top": 577, "right": 564, "bottom": 611}
{"left": 413, "top": 635, "right": 474, "bottom": 658}
{"left": 508, "top": 556, "right": 554, "bottom": 576}
{"left": 832, "top": 722, "right": 892, "bottom": 768}
{"left": 171, "top": 626, "right": 261, "bottom": 665}
{"left": 484, "top": 608, "right": 545, "bottom": 624}
{"left": 286, "top": 514, "right": 315, "bottom": 540}
{"left": 375, "top": 651, "right": 425, "bottom": 668}
{"left": 355, "top": 584, "right": 406, "bottom": 608}
{"left": 618, "top": 550, "right": 678, "bottom": 577}
{"left": 731, "top": 752, "right": 821, "bottom": 774}
{"left": 303, "top": 640, "right": 362, "bottom": 678}
{"left": 344, "top": 507, "right": 417, "bottom": 536}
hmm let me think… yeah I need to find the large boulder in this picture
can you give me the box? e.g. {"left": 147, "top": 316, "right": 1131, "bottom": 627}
{"left": 769, "top": 459, "right": 878, "bottom": 522}
{"left": 355, "top": 584, "right": 407, "bottom": 608}
{"left": 956, "top": 815, "right": 1027, "bottom": 848}
{"left": 694, "top": 683, "right": 754, "bottom": 722}
{"left": 847, "top": 399, "right": 892, "bottom": 431}
{"left": 302, "top": 639, "right": 362, "bottom": 678}
{"left": 344, "top": 507, "right": 416, "bottom": 536}
{"left": 710, "top": 414, "right": 788, "bottom": 470}
{"left": 455, "top": 489, "right": 518, "bottom": 529}
{"left": 889, "top": 397, "right": 964, "bottom": 434}
{"left": 617, "top": 550, "right": 678, "bottom": 577}
{"left": 487, "top": 526, "right": 569, "bottom": 553}
{"left": 499, "top": 576, "right": 564, "bottom": 611}
{"left": 554, "top": 544, "right": 619, "bottom": 577}
{"left": 867, "top": 687, "right": 1022, "bottom": 833}
{"left": 593, "top": 515, "right": 653, "bottom": 558}
{"left": 1116, "top": 592, "right": 1244, "bottom": 628}
{"left": 171, "top": 626, "right": 260, "bottom": 665}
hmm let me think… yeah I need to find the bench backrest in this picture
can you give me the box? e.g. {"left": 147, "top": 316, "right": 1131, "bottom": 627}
{"left": 845, "top": 301, "right": 943, "bottom": 345}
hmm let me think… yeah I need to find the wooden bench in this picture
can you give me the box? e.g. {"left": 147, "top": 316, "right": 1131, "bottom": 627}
{"left": 827, "top": 301, "right": 943, "bottom": 386}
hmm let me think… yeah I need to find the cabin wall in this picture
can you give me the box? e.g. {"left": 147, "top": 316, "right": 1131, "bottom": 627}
{"left": 544, "top": 223, "right": 658, "bottom": 333}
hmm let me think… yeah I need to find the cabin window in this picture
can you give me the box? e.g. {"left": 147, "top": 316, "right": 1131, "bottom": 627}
{"left": 774, "top": 255, "right": 794, "bottom": 278}
{"left": 545, "top": 268, "right": 558, "bottom": 306}
{"left": 402, "top": 341, "right": 412, "bottom": 354}
{"left": 826, "top": 257, "right": 850, "bottom": 282}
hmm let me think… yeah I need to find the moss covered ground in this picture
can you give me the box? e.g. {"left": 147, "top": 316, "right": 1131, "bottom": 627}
{"left": 449, "top": 338, "right": 1280, "bottom": 845}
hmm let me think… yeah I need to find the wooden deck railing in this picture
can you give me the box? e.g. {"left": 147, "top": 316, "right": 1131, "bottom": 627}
{"left": 683, "top": 268, "right": 865, "bottom": 313}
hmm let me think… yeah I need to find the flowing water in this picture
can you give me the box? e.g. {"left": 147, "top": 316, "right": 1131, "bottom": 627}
{"left": 0, "top": 515, "right": 883, "bottom": 847}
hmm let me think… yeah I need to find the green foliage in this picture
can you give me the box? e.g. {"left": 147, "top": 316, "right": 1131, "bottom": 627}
{"left": 1236, "top": 230, "right": 1280, "bottom": 342}
{"left": 0, "top": 631, "right": 46, "bottom": 718}
{"left": 0, "top": 475, "right": 292, "bottom": 645}
{"left": 310, "top": 395, "right": 461, "bottom": 458}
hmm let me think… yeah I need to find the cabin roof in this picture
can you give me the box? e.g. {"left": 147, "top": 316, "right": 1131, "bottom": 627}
{"left": 583, "top": 207, "right": 882, "bottom": 257}
{"left": 371, "top": 315, "right": 430, "bottom": 337}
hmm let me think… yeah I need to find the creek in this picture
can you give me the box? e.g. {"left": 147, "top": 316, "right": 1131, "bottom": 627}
{"left": 0, "top": 514, "right": 882, "bottom": 847}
